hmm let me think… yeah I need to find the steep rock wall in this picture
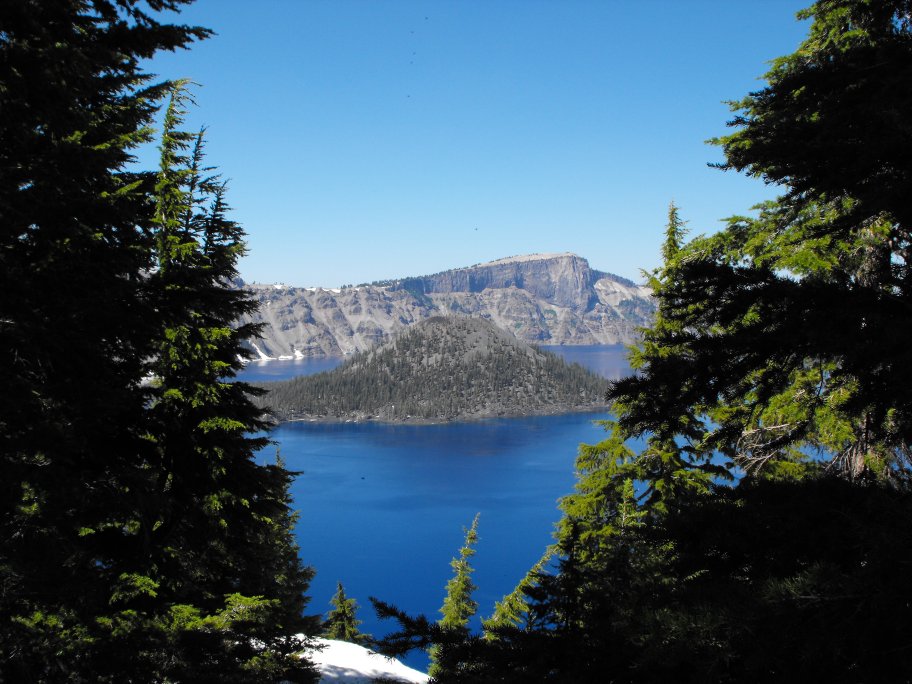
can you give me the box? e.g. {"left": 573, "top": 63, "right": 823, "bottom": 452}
{"left": 240, "top": 253, "right": 653, "bottom": 358}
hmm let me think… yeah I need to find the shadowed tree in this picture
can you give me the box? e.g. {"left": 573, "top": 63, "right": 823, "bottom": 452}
{"left": 373, "top": 2, "right": 912, "bottom": 681}
{"left": 323, "top": 581, "right": 369, "bottom": 645}
{"left": 1, "top": 4, "right": 318, "bottom": 681}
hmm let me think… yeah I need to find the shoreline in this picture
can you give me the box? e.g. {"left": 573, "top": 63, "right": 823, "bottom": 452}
{"left": 269, "top": 404, "right": 609, "bottom": 427}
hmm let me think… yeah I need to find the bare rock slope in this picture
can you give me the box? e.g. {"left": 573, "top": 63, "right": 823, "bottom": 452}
{"left": 241, "top": 253, "right": 653, "bottom": 358}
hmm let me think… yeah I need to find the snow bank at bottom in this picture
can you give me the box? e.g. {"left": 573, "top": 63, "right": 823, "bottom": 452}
{"left": 306, "top": 638, "right": 429, "bottom": 683}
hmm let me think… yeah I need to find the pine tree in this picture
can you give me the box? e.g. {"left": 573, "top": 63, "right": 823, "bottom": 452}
{"left": 0, "top": 2, "right": 206, "bottom": 679}
{"left": 439, "top": 514, "right": 480, "bottom": 629}
{"left": 134, "top": 86, "right": 319, "bottom": 681}
{"left": 323, "top": 581, "right": 368, "bottom": 645}
{"left": 517, "top": 0, "right": 912, "bottom": 678}
{"left": 429, "top": 514, "right": 480, "bottom": 680}
{"left": 1, "top": 4, "right": 318, "bottom": 681}
{"left": 416, "top": 2, "right": 912, "bottom": 680}
{"left": 482, "top": 550, "right": 552, "bottom": 636}
{"left": 610, "top": 0, "right": 912, "bottom": 481}
{"left": 660, "top": 201, "right": 687, "bottom": 264}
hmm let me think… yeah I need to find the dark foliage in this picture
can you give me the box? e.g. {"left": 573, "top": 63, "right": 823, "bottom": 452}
{"left": 371, "top": 3, "right": 912, "bottom": 682}
{"left": 610, "top": 0, "right": 912, "bottom": 479}
{"left": 323, "top": 581, "right": 370, "bottom": 645}
{"left": 256, "top": 317, "right": 606, "bottom": 422}
{"left": 403, "top": 477, "right": 912, "bottom": 684}
{"left": 1, "top": 2, "right": 317, "bottom": 681}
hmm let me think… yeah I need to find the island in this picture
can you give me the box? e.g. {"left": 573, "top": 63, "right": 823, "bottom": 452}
{"left": 253, "top": 316, "right": 609, "bottom": 423}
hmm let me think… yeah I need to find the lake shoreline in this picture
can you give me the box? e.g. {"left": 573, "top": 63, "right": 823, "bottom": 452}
{"left": 272, "top": 404, "right": 609, "bottom": 427}
{"left": 251, "top": 346, "right": 631, "bottom": 671}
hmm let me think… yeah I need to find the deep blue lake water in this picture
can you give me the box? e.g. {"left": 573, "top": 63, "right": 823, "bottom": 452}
{"left": 238, "top": 345, "right": 632, "bottom": 668}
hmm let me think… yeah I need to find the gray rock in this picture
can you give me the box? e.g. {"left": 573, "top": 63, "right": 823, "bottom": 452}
{"left": 239, "top": 253, "right": 653, "bottom": 358}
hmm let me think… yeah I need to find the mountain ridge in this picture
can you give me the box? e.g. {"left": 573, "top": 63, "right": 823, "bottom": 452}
{"left": 239, "top": 253, "right": 654, "bottom": 358}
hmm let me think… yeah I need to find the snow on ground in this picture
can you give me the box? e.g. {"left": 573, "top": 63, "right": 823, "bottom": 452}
{"left": 250, "top": 342, "right": 274, "bottom": 361}
{"left": 594, "top": 276, "right": 650, "bottom": 305}
{"left": 306, "top": 638, "right": 429, "bottom": 683}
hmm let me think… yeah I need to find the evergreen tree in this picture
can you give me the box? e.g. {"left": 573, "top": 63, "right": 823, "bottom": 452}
{"left": 611, "top": 0, "right": 912, "bottom": 481}
{"left": 482, "top": 550, "right": 553, "bottom": 636}
{"left": 323, "top": 581, "right": 368, "bottom": 645}
{"left": 660, "top": 201, "right": 687, "bottom": 264}
{"left": 524, "top": 0, "right": 912, "bottom": 678}
{"left": 382, "top": 2, "right": 912, "bottom": 681}
{"left": 1, "top": 4, "right": 318, "bottom": 681}
{"left": 429, "top": 514, "right": 480, "bottom": 680}
{"left": 1, "top": 2, "right": 204, "bottom": 679}
{"left": 439, "top": 514, "right": 480, "bottom": 629}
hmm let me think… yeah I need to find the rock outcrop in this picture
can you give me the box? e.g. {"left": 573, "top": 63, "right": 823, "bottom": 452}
{"left": 240, "top": 253, "right": 653, "bottom": 358}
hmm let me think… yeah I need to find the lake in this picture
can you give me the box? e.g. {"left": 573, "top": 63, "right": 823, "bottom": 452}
{"left": 239, "top": 345, "right": 632, "bottom": 668}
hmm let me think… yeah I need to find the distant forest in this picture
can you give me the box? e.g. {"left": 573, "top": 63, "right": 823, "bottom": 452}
{"left": 255, "top": 317, "right": 607, "bottom": 421}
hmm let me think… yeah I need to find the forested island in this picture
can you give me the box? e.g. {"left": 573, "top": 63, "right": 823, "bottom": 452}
{"left": 255, "top": 316, "right": 607, "bottom": 422}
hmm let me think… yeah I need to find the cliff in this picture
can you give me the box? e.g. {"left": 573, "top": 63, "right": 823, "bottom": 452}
{"left": 240, "top": 253, "right": 653, "bottom": 358}
{"left": 254, "top": 316, "right": 608, "bottom": 423}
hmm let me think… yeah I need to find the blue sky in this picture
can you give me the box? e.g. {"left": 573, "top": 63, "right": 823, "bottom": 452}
{"left": 143, "top": 0, "right": 810, "bottom": 286}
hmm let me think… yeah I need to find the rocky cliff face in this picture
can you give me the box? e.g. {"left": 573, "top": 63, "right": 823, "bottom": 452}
{"left": 240, "top": 253, "right": 653, "bottom": 358}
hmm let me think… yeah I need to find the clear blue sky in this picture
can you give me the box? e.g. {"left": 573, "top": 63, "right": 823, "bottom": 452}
{"left": 143, "top": 0, "right": 810, "bottom": 287}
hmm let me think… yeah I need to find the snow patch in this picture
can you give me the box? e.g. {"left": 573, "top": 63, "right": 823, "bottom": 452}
{"left": 594, "top": 277, "right": 651, "bottom": 305}
{"left": 250, "top": 342, "right": 275, "bottom": 361}
{"left": 306, "top": 638, "right": 428, "bottom": 683}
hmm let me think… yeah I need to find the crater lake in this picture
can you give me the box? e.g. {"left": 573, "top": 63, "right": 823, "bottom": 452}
{"left": 239, "top": 345, "right": 632, "bottom": 668}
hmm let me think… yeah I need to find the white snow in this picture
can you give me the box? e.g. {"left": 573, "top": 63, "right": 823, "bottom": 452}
{"left": 250, "top": 342, "right": 275, "bottom": 361}
{"left": 306, "top": 638, "right": 429, "bottom": 683}
{"left": 277, "top": 354, "right": 294, "bottom": 360}
{"left": 293, "top": 348, "right": 305, "bottom": 359}
{"left": 594, "top": 276, "right": 651, "bottom": 306}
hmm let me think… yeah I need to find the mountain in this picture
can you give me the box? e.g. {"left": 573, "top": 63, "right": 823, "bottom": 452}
{"left": 239, "top": 253, "right": 653, "bottom": 358}
{"left": 254, "top": 316, "right": 608, "bottom": 423}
